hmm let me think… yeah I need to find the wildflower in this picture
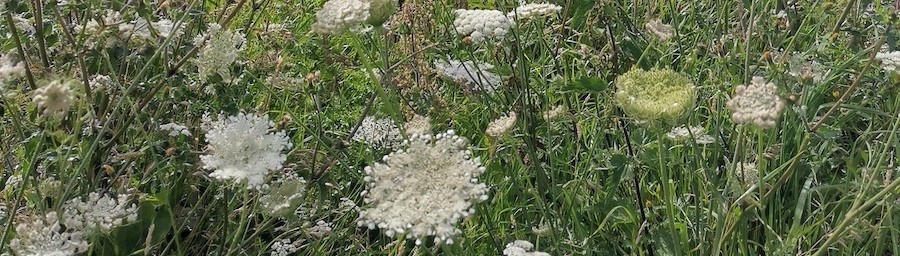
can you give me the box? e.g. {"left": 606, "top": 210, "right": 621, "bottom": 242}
{"left": 614, "top": 68, "right": 696, "bottom": 121}
{"left": 270, "top": 239, "right": 302, "bottom": 256}
{"left": 875, "top": 51, "right": 900, "bottom": 72}
{"left": 159, "top": 122, "right": 191, "bottom": 137}
{"left": 504, "top": 240, "right": 551, "bottom": 256}
{"left": 542, "top": 105, "right": 566, "bottom": 120}
{"left": 193, "top": 23, "right": 245, "bottom": 83}
{"left": 403, "top": 114, "right": 432, "bottom": 136}
{"left": 200, "top": 112, "right": 292, "bottom": 189}
{"left": 434, "top": 58, "right": 501, "bottom": 91}
{"left": 357, "top": 131, "right": 488, "bottom": 245}
{"left": 0, "top": 51, "right": 25, "bottom": 90}
{"left": 645, "top": 18, "right": 674, "bottom": 41}
{"left": 453, "top": 9, "right": 512, "bottom": 42}
{"left": 311, "top": 0, "right": 397, "bottom": 34}
{"left": 486, "top": 111, "right": 517, "bottom": 137}
{"left": 62, "top": 192, "right": 138, "bottom": 234}
{"left": 666, "top": 125, "right": 715, "bottom": 144}
{"left": 733, "top": 162, "right": 758, "bottom": 187}
{"left": 308, "top": 220, "right": 333, "bottom": 238}
{"left": 785, "top": 53, "right": 825, "bottom": 82}
{"left": 9, "top": 211, "right": 88, "bottom": 256}
{"left": 352, "top": 116, "right": 403, "bottom": 150}
{"left": 33, "top": 79, "right": 76, "bottom": 117}
{"left": 259, "top": 174, "right": 307, "bottom": 218}
{"left": 118, "top": 18, "right": 182, "bottom": 43}
{"left": 506, "top": 3, "right": 562, "bottom": 21}
{"left": 726, "top": 76, "right": 784, "bottom": 128}
{"left": 88, "top": 75, "right": 116, "bottom": 92}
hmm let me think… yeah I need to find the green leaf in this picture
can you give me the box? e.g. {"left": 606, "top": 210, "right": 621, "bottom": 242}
{"left": 561, "top": 76, "right": 608, "bottom": 92}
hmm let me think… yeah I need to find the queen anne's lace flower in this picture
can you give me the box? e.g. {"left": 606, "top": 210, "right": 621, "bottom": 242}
{"left": 352, "top": 116, "right": 403, "bottom": 150}
{"left": 453, "top": 9, "right": 512, "bottom": 42}
{"left": 403, "top": 114, "right": 431, "bottom": 136}
{"left": 193, "top": 24, "right": 245, "bottom": 83}
{"left": 506, "top": 3, "right": 562, "bottom": 21}
{"left": 259, "top": 174, "right": 307, "bottom": 218}
{"left": 543, "top": 105, "right": 566, "bottom": 120}
{"left": 614, "top": 68, "right": 696, "bottom": 121}
{"left": 666, "top": 125, "right": 715, "bottom": 144}
{"left": 726, "top": 76, "right": 784, "bottom": 128}
{"left": 504, "top": 240, "right": 551, "bottom": 256}
{"left": 270, "top": 239, "right": 302, "bottom": 256}
{"left": 62, "top": 192, "right": 138, "bottom": 234}
{"left": 357, "top": 130, "right": 488, "bottom": 245}
{"left": 645, "top": 19, "right": 673, "bottom": 41}
{"left": 875, "top": 51, "right": 900, "bottom": 72}
{"left": 486, "top": 111, "right": 517, "bottom": 137}
{"left": 33, "top": 79, "right": 75, "bottom": 116}
{"left": 159, "top": 122, "right": 191, "bottom": 137}
{"left": 200, "top": 112, "right": 292, "bottom": 189}
{"left": 9, "top": 211, "right": 88, "bottom": 256}
{"left": 434, "top": 59, "right": 501, "bottom": 91}
{"left": 733, "top": 162, "right": 758, "bottom": 188}
{"left": 0, "top": 51, "right": 25, "bottom": 91}
{"left": 311, "top": 0, "right": 395, "bottom": 34}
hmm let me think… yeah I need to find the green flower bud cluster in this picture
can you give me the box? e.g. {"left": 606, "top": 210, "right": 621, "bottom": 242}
{"left": 614, "top": 68, "right": 696, "bottom": 121}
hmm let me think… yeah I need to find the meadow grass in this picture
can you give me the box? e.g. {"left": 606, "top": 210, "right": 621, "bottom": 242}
{"left": 1, "top": 0, "right": 899, "bottom": 255}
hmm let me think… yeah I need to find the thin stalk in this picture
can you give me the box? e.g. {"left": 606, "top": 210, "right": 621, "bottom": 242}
{"left": 31, "top": 0, "right": 50, "bottom": 69}
{"left": 4, "top": 12, "right": 38, "bottom": 90}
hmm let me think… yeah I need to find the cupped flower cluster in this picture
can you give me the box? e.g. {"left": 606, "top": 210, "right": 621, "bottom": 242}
{"left": 353, "top": 116, "right": 403, "bottom": 150}
{"left": 726, "top": 76, "right": 784, "bottom": 128}
{"left": 9, "top": 211, "right": 88, "bottom": 256}
{"left": 614, "top": 68, "right": 696, "bottom": 121}
{"left": 486, "top": 111, "right": 517, "bottom": 137}
{"left": 311, "top": 0, "right": 396, "bottom": 34}
{"left": 875, "top": 51, "right": 900, "bottom": 72}
{"left": 504, "top": 240, "right": 551, "bottom": 256}
{"left": 453, "top": 9, "right": 512, "bottom": 42}
{"left": 200, "top": 112, "right": 292, "bottom": 189}
{"left": 666, "top": 125, "right": 715, "bottom": 144}
{"left": 62, "top": 192, "right": 138, "bottom": 234}
{"left": 506, "top": 3, "right": 562, "bottom": 21}
{"left": 357, "top": 130, "right": 488, "bottom": 245}
{"left": 33, "top": 79, "right": 76, "bottom": 117}
{"left": 259, "top": 173, "right": 307, "bottom": 218}
{"left": 193, "top": 23, "right": 245, "bottom": 83}
{"left": 434, "top": 58, "right": 501, "bottom": 92}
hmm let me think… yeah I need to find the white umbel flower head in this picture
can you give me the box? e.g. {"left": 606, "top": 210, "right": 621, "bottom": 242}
{"left": 875, "top": 51, "right": 900, "bottom": 72}
{"left": 311, "top": 0, "right": 396, "bottom": 34}
{"left": 645, "top": 18, "right": 674, "bottom": 41}
{"left": 507, "top": 3, "right": 562, "bottom": 21}
{"left": 353, "top": 116, "right": 403, "bottom": 150}
{"left": 193, "top": 23, "right": 245, "bottom": 83}
{"left": 9, "top": 211, "right": 88, "bottom": 256}
{"left": 62, "top": 192, "right": 138, "bottom": 234}
{"left": 453, "top": 9, "right": 512, "bottom": 42}
{"left": 159, "top": 122, "right": 191, "bottom": 137}
{"left": 403, "top": 114, "right": 432, "bottom": 136}
{"left": 33, "top": 79, "right": 75, "bottom": 116}
{"left": 357, "top": 130, "right": 488, "bottom": 245}
{"left": 666, "top": 125, "right": 715, "bottom": 144}
{"left": 542, "top": 105, "right": 566, "bottom": 120}
{"left": 434, "top": 59, "right": 501, "bottom": 91}
{"left": 486, "top": 111, "right": 517, "bottom": 137}
{"left": 504, "top": 240, "right": 551, "bottom": 256}
{"left": 733, "top": 162, "right": 759, "bottom": 188}
{"left": 200, "top": 112, "right": 292, "bottom": 189}
{"left": 726, "top": 76, "right": 784, "bottom": 128}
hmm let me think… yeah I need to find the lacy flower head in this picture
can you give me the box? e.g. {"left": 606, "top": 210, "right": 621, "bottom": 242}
{"left": 644, "top": 18, "right": 674, "bottom": 41}
{"left": 486, "top": 111, "right": 517, "bottom": 137}
{"left": 666, "top": 125, "right": 715, "bottom": 144}
{"left": 193, "top": 23, "right": 245, "bottom": 83}
{"left": 311, "top": 0, "right": 397, "bottom": 34}
{"left": 33, "top": 78, "right": 76, "bottom": 117}
{"left": 614, "top": 68, "right": 696, "bottom": 121}
{"left": 403, "top": 114, "right": 432, "bottom": 136}
{"left": 259, "top": 172, "right": 307, "bottom": 219}
{"left": 357, "top": 130, "right": 488, "bottom": 245}
{"left": 506, "top": 3, "right": 562, "bottom": 21}
{"left": 434, "top": 58, "right": 500, "bottom": 92}
{"left": 875, "top": 51, "right": 900, "bottom": 72}
{"left": 453, "top": 9, "right": 512, "bottom": 42}
{"left": 62, "top": 192, "right": 138, "bottom": 234}
{"left": 504, "top": 240, "right": 551, "bottom": 256}
{"left": 200, "top": 112, "right": 292, "bottom": 189}
{"left": 352, "top": 115, "right": 403, "bottom": 150}
{"left": 726, "top": 76, "right": 784, "bottom": 128}
{"left": 9, "top": 211, "right": 88, "bottom": 256}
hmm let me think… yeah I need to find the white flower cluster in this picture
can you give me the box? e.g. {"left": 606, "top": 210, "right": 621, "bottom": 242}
{"left": 119, "top": 18, "right": 182, "bottom": 43}
{"left": 200, "top": 112, "right": 292, "bottom": 189}
{"left": 270, "top": 239, "right": 302, "bottom": 256}
{"left": 486, "top": 111, "right": 517, "bottom": 137}
{"left": 193, "top": 23, "right": 245, "bottom": 83}
{"left": 0, "top": 51, "right": 25, "bottom": 90}
{"left": 9, "top": 211, "right": 89, "bottom": 256}
{"left": 357, "top": 130, "right": 488, "bottom": 245}
{"left": 453, "top": 9, "right": 512, "bottom": 42}
{"left": 666, "top": 125, "right": 715, "bottom": 144}
{"left": 503, "top": 240, "right": 551, "bottom": 256}
{"left": 734, "top": 162, "right": 758, "bottom": 187}
{"left": 785, "top": 53, "right": 825, "bottom": 82}
{"left": 403, "top": 114, "right": 432, "bottom": 136}
{"left": 507, "top": 3, "right": 562, "bottom": 21}
{"left": 159, "top": 122, "right": 191, "bottom": 137}
{"left": 543, "top": 105, "right": 566, "bottom": 120}
{"left": 62, "top": 192, "right": 138, "bottom": 234}
{"left": 308, "top": 220, "right": 333, "bottom": 238}
{"left": 89, "top": 74, "right": 115, "bottom": 92}
{"left": 32, "top": 79, "right": 75, "bottom": 116}
{"left": 311, "top": 0, "right": 370, "bottom": 34}
{"left": 259, "top": 174, "right": 307, "bottom": 218}
{"left": 352, "top": 116, "right": 403, "bottom": 150}
{"left": 726, "top": 76, "right": 784, "bottom": 128}
{"left": 434, "top": 59, "right": 501, "bottom": 91}
{"left": 875, "top": 51, "right": 900, "bottom": 72}
{"left": 645, "top": 19, "right": 674, "bottom": 41}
